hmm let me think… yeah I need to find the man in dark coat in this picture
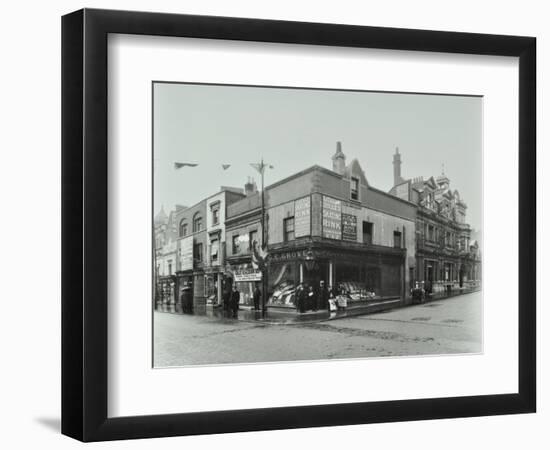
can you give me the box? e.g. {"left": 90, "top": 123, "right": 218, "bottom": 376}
{"left": 318, "top": 280, "right": 330, "bottom": 311}
{"left": 231, "top": 285, "right": 240, "bottom": 318}
{"left": 180, "top": 287, "right": 192, "bottom": 314}
{"left": 296, "top": 283, "right": 307, "bottom": 313}
{"left": 309, "top": 285, "right": 317, "bottom": 311}
{"left": 253, "top": 284, "right": 261, "bottom": 311}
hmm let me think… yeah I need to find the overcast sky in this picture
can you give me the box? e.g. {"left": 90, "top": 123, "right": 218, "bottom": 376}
{"left": 154, "top": 82, "right": 482, "bottom": 230}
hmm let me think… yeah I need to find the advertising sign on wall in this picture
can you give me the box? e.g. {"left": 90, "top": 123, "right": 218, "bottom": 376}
{"left": 179, "top": 236, "right": 193, "bottom": 271}
{"left": 322, "top": 196, "right": 342, "bottom": 240}
{"left": 342, "top": 213, "right": 357, "bottom": 241}
{"left": 234, "top": 268, "right": 263, "bottom": 282}
{"left": 294, "top": 196, "right": 311, "bottom": 238}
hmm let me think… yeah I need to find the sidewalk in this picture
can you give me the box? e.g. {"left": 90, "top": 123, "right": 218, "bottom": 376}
{"left": 156, "top": 298, "right": 402, "bottom": 325}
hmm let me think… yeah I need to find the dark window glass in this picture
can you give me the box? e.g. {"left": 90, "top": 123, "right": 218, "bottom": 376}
{"left": 284, "top": 217, "right": 295, "bottom": 242}
{"left": 179, "top": 221, "right": 188, "bottom": 237}
{"left": 363, "top": 221, "right": 373, "bottom": 245}
{"left": 350, "top": 177, "right": 359, "bottom": 200}
{"left": 193, "top": 214, "right": 203, "bottom": 232}
{"left": 193, "top": 243, "right": 203, "bottom": 261}
{"left": 393, "top": 231, "right": 402, "bottom": 248}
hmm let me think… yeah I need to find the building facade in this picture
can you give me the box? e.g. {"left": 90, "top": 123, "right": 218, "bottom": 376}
{"left": 225, "top": 143, "right": 417, "bottom": 309}
{"left": 154, "top": 188, "right": 247, "bottom": 309}
{"left": 203, "top": 188, "right": 248, "bottom": 306}
{"left": 154, "top": 145, "right": 481, "bottom": 313}
{"left": 389, "top": 148, "right": 482, "bottom": 294}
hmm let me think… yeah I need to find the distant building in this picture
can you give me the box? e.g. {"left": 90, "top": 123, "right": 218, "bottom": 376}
{"left": 155, "top": 189, "right": 247, "bottom": 309}
{"left": 155, "top": 206, "right": 182, "bottom": 305}
{"left": 389, "top": 148, "right": 481, "bottom": 294}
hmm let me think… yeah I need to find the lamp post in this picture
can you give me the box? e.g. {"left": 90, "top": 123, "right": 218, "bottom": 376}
{"left": 250, "top": 158, "right": 273, "bottom": 316}
{"left": 304, "top": 248, "right": 315, "bottom": 272}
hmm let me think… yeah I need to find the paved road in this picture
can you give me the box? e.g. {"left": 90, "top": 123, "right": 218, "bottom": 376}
{"left": 154, "top": 291, "right": 482, "bottom": 367}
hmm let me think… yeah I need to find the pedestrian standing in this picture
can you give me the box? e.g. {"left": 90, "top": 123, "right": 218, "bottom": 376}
{"left": 318, "top": 280, "right": 329, "bottom": 311}
{"left": 231, "top": 285, "right": 240, "bottom": 318}
{"left": 297, "top": 283, "right": 307, "bottom": 313}
{"left": 309, "top": 285, "right": 317, "bottom": 311}
{"left": 222, "top": 280, "right": 232, "bottom": 316}
{"left": 253, "top": 284, "right": 261, "bottom": 311}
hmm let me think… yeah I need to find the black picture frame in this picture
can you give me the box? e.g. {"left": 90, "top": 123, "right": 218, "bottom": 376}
{"left": 61, "top": 8, "right": 536, "bottom": 442}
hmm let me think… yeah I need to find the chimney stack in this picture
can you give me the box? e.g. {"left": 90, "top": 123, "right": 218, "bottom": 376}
{"left": 393, "top": 147, "right": 403, "bottom": 186}
{"left": 332, "top": 141, "right": 346, "bottom": 175}
{"left": 244, "top": 176, "right": 257, "bottom": 196}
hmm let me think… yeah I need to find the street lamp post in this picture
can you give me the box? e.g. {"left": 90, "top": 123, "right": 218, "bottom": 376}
{"left": 251, "top": 158, "right": 273, "bottom": 316}
{"left": 260, "top": 159, "right": 267, "bottom": 316}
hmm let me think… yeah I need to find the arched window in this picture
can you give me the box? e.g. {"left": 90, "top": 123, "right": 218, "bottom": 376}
{"left": 193, "top": 213, "right": 203, "bottom": 233}
{"left": 179, "top": 219, "right": 188, "bottom": 237}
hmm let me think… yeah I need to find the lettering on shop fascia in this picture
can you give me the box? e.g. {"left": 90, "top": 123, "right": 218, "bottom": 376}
{"left": 269, "top": 250, "right": 308, "bottom": 262}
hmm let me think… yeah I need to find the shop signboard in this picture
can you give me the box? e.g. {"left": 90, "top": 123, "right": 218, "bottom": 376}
{"left": 342, "top": 213, "right": 357, "bottom": 241}
{"left": 322, "top": 195, "right": 342, "bottom": 240}
{"left": 294, "top": 196, "right": 311, "bottom": 238}
{"left": 234, "top": 268, "right": 262, "bottom": 282}
{"left": 180, "top": 236, "right": 193, "bottom": 271}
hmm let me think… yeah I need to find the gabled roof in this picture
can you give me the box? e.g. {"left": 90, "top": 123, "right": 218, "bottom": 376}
{"left": 344, "top": 158, "right": 369, "bottom": 187}
{"left": 424, "top": 176, "right": 438, "bottom": 190}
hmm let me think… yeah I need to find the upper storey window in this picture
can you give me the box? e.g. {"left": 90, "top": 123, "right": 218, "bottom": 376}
{"left": 350, "top": 177, "right": 359, "bottom": 201}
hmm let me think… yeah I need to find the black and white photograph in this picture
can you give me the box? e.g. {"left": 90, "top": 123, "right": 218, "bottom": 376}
{"left": 153, "top": 82, "right": 483, "bottom": 367}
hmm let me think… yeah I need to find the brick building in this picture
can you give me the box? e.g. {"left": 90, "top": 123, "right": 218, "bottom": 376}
{"left": 225, "top": 142, "right": 416, "bottom": 310}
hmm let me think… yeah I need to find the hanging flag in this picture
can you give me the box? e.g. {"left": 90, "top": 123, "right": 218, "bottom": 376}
{"left": 174, "top": 162, "right": 198, "bottom": 169}
{"left": 222, "top": 164, "right": 231, "bottom": 170}
{"left": 251, "top": 240, "right": 268, "bottom": 270}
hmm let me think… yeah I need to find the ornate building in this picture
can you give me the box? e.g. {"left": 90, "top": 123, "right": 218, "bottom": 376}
{"left": 389, "top": 148, "right": 481, "bottom": 295}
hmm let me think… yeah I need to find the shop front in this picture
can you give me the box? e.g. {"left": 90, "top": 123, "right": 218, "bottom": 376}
{"left": 175, "top": 271, "right": 193, "bottom": 307}
{"left": 227, "top": 261, "right": 262, "bottom": 307}
{"left": 266, "top": 242, "right": 406, "bottom": 310}
{"left": 158, "top": 275, "right": 176, "bottom": 306}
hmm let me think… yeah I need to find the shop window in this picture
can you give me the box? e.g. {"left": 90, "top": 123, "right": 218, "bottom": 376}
{"left": 362, "top": 221, "right": 373, "bottom": 245}
{"left": 179, "top": 220, "right": 188, "bottom": 237}
{"left": 284, "top": 217, "right": 295, "bottom": 242}
{"left": 393, "top": 230, "right": 402, "bottom": 248}
{"left": 249, "top": 230, "right": 258, "bottom": 251}
{"left": 210, "top": 238, "right": 219, "bottom": 263}
{"left": 350, "top": 177, "right": 359, "bottom": 201}
{"left": 232, "top": 235, "right": 240, "bottom": 254}
{"left": 193, "top": 243, "right": 203, "bottom": 262}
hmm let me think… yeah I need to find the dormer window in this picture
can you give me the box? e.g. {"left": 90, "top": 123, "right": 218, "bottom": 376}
{"left": 350, "top": 177, "right": 359, "bottom": 201}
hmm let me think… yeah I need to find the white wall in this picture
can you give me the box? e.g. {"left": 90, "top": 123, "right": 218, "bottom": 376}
{"left": 0, "top": 1, "right": 546, "bottom": 449}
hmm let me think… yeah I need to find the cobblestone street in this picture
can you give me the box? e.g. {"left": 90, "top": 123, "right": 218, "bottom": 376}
{"left": 154, "top": 291, "right": 482, "bottom": 367}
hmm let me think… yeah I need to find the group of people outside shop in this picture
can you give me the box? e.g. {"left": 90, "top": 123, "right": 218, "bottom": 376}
{"left": 295, "top": 280, "right": 342, "bottom": 314}
{"left": 221, "top": 279, "right": 263, "bottom": 318}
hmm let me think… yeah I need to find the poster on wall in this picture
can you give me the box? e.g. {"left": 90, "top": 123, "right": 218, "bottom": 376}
{"left": 234, "top": 268, "right": 262, "bottom": 282}
{"left": 179, "top": 235, "right": 193, "bottom": 271}
{"left": 322, "top": 195, "right": 342, "bottom": 240}
{"left": 294, "top": 196, "right": 311, "bottom": 238}
{"left": 342, "top": 213, "right": 357, "bottom": 241}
